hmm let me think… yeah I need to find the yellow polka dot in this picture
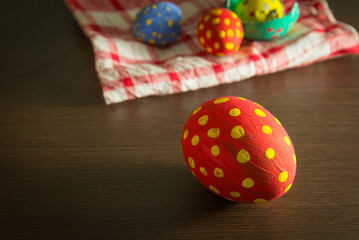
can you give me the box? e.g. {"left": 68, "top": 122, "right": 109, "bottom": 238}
{"left": 274, "top": 117, "right": 282, "bottom": 125}
{"left": 146, "top": 18, "right": 152, "bottom": 26}
{"left": 216, "top": 52, "right": 224, "bottom": 56}
{"left": 214, "top": 97, "right": 229, "bottom": 104}
{"left": 254, "top": 198, "right": 267, "bottom": 203}
{"left": 200, "top": 167, "right": 208, "bottom": 176}
{"left": 152, "top": 4, "right": 157, "bottom": 9}
{"left": 209, "top": 8, "right": 222, "bottom": 15}
{"left": 206, "top": 30, "right": 212, "bottom": 39}
{"left": 179, "top": 20, "right": 182, "bottom": 26}
{"left": 191, "top": 135, "right": 199, "bottom": 146}
{"left": 207, "top": 128, "right": 220, "bottom": 138}
{"left": 225, "top": 42, "right": 234, "bottom": 50}
{"left": 168, "top": 19, "right": 173, "bottom": 27}
{"left": 293, "top": 154, "right": 297, "bottom": 164}
{"left": 199, "top": 37, "right": 205, "bottom": 44}
{"left": 214, "top": 168, "right": 224, "bottom": 178}
{"left": 227, "top": 29, "right": 234, "bottom": 37}
{"left": 157, "top": 12, "right": 161, "bottom": 17}
{"left": 199, "top": 23, "right": 204, "bottom": 30}
{"left": 255, "top": 109, "right": 266, "bottom": 117}
{"left": 225, "top": 197, "right": 234, "bottom": 201}
{"left": 278, "top": 171, "right": 288, "bottom": 182}
{"left": 229, "top": 108, "right": 241, "bottom": 117}
{"left": 214, "top": 42, "right": 220, "bottom": 50}
{"left": 237, "top": 149, "right": 250, "bottom": 163}
{"left": 285, "top": 183, "right": 292, "bottom": 192}
{"left": 284, "top": 136, "right": 291, "bottom": 146}
{"left": 238, "top": 97, "right": 246, "bottom": 100}
{"left": 224, "top": 18, "right": 231, "bottom": 25}
{"left": 188, "top": 157, "right": 195, "bottom": 168}
{"left": 192, "top": 106, "right": 202, "bottom": 115}
{"left": 148, "top": 39, "right": 155, "bottom": 44}
{"left": 152, "top": 32, "right": 157, "bottom": 37}
{"left": 236, "top": 29, "right": 241, "bottom": 38}
{"left": 231, "top": 12, "right": 238, "bottom": 19}
{"left": 236, "top": 21, "right": 240, "bottom": 27}
{"left": 209, "top": 185, "right": 220, "bottom": 194}
{"left": 231, "top": 126, "right": 245, "bottom": 139}
{"left": 206, "top": 47, "right": 213, "bottom": 53}
{"left": 235, "top": 45, "right": 240, "bottom": 52}
{"left": 204, "top": 14, "right": 210, "bottom": 22}
{"left": 219, "top": 30, "right": 226, "bottom": 38}
{"left": 211, "top": 145, "right": 220, "bottom": 156}
{"left": 198, "top": 115, "right": 208, "bottom": 126}
{"left": 157, "top": 33, "right": 162, "bottom": 39}
{"left": 242, "top": 178, "right": 254, "bottom": 188}
{"left": 161, "top": 40, "right": 166, "bottom": 45}
{"left": 211, "top": 17, "right": 220, "bottom": 24}
{"left": 191, "top": 170, "right": 196, "bottom": 176}
{"left": 262, "top": 125, "right": 272, "bottom": 134}
{"left": 230, "top": 191, "right": 241, "bottom": 197}
{"left": 265, "top": 148, "right": 275, "bottom": 159}
{"left": 166, "top": 7, "right": 171, "bottom": 12}
{"left": 183, "top": 129, "right": 188, "bottom": 139}
{"left": 136, "top": 22, "right": 140, "bottom": 27}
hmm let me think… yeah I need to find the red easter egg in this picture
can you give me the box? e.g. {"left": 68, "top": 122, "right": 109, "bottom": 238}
{"left": 181, "top": 97, "right": 296, "bottom": 203}
{"left": 196, "top": 8, "right": 244, "bottom": 56}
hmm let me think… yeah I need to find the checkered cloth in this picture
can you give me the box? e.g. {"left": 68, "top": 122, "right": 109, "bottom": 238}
{"left": 66, "top": 0, "right": 359, "bottom": 104}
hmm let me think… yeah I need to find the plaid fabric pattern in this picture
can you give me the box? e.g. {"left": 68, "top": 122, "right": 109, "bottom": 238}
{"left": 66, "top": 0, "right": 359, "bottom": 104}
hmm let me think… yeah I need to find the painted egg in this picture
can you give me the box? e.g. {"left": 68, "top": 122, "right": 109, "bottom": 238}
{"left": 196, "top": 8, "right": 244, "bottom": 56}
{"left": 181, "top": 96, "right": 296, "bottom": 203}
{"left": 131, "top": 2, "right": 183, "bottom": 46}
{"left": 235, "top": 0, "right": 284, "bottom": 22}
{"left": 225, "top": 0, "right": 300, "bottom": 40}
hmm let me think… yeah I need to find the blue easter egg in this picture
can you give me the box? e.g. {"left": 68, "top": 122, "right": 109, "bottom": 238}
{"left": 131, "top": 2, "right": 183, "bottom": 46}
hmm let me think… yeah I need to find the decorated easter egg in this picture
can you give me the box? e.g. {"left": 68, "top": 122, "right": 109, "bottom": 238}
{"left": 196, "top": 8, "right": 243, "bottom": 56}
{"left": 235, "top": 0, "right": 284, "bottom": 22}
{"left": 131, "top": 2, "right": 183, "bottom": 46}
{"left": 225, "top": 0, "right": 300, "bottom": 40}
{"left": 181, "top": 96, "right": 296, "bottom": 203}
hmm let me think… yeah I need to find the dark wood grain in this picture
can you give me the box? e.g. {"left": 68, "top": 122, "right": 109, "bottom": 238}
{"left": 0, "top": 0, "right": 358, "bottom": 239}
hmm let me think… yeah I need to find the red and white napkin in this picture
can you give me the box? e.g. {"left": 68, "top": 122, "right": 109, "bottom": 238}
{"left": 66, "top": 0, "right": 359, "bottom": 104}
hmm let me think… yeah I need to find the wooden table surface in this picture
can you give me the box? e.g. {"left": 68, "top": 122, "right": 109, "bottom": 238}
{"left": 1, "top": 0, "right": 358, "bottom": 239}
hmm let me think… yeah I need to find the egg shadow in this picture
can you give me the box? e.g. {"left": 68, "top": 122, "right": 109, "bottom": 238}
{"left": 107, "top": 159, "right": 241, "bottom": 239}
